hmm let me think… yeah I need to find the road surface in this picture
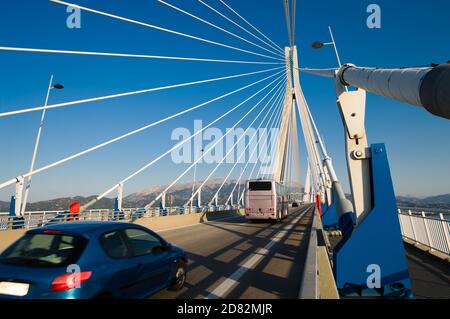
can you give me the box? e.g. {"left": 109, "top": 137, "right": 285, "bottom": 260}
{"left": 152, "top": 205, "right": 314, "bottom": 299}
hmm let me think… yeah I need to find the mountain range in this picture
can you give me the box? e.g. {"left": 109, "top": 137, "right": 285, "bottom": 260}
{"left": 0, "top": 179, "right": 246, "bottom": 212}
{"left": 1, "top": 180, "right": 449, "bottom": 212}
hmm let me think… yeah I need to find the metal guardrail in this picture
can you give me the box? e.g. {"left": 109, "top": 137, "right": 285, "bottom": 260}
{"left": 299, "top": 206, "right": 319, "bottom": 299}
{"left": 398, "top": 209, "right": 450, "bottom": 256}
{"left": 299, "top": 205, "right": 340, "bottom": 299}
{"left": 0, "top": 204, "right": 242, "bottom": 231}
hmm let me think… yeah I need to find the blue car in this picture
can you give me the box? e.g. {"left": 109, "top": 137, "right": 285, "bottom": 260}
{"left": 0, "top": 222, "right": 187, "bottom": 299}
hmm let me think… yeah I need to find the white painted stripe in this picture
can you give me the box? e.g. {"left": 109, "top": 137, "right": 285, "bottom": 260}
{"left": 205, "top": 207, "right": 309, "bottom": 299}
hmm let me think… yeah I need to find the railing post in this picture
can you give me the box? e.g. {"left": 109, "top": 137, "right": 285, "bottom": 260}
{"left": 14, "top": 176, "right": 24, "bottom": 216}
{"left": 408, "top": 210, "right": 417, "bottom": 241}
{"left": 397, "top": 209, "right": 405, "bottom": 235}
{"left": 440, "top": 213, "right": 450, "bottom": 254}
{"left": 421, "top": 212, "right": 433, "bottom": 249}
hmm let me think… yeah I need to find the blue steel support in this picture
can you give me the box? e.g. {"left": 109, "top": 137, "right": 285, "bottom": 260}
{"left": 333, "top": 143, "right": 412, "bottom": 298}
{"left": 114, "top": 197, "right": 124, "bottom": 220}
{"left": 8, "top": 195, "right": 15, "bottom": 216}
{"left": 321, "top": 189, "right": 339, "bottom": 229}
{"left": 195, "top": 196, "right": 200, "bottom": 209}
{"left": 9, "top": 195, "right": 24, "bottom": 229}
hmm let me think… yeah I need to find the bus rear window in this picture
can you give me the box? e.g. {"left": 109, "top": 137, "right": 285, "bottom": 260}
{"left": 249, "top": 182, "right": 272, "bottom": 191}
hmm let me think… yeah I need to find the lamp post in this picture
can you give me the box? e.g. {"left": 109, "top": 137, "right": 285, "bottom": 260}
{"left": 21, "top": 75, "right": 64, "bottom": 215}
{"left": 312, "top": 26, "right": 343, "bottom": 67}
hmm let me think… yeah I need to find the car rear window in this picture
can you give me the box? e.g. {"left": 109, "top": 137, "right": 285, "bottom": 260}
{"left": 249, "top": 181, "right": 272, "bottom": 191}
{"left": 0, "top": 232, "right": 87, "bottom": 267}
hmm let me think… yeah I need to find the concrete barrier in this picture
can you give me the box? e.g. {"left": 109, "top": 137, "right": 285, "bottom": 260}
{"left": 135, "top": 209, "right": 245, "bottom": 232}
{"left": 0, "top": 209, "right": 245, "bottom": 254}
{"left": 299, "top": 206, "right": 339, "bottom": 299}
{"left": 0, "top": 230, "right": 27, "bottom": 253}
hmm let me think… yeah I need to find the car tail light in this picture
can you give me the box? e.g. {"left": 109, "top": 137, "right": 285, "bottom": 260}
{"left": 51, "top": 271, "right": 92, "bottom": 292}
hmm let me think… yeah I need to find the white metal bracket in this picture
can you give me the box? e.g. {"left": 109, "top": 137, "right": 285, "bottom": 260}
{"left": 335, "top": 79, "right": 372, "bottom": 222}
{"left": 117, "top": 182, "right": 123, "bottom": 211}
{"left": 338, "top": 88, "right": 366, "bottom": 141}
{"left": 197, "top": 187, "right": 202, "bottom": 207}
{"left": 161, "top": 191, "right": 166, "bottom": 209}
{"left": 14, "top": 176, "right": 24, "bottom": 216}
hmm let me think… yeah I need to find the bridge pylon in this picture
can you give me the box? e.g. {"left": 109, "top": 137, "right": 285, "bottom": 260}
{"left": 289, "top": 45, "right": 413, "bottom": 298}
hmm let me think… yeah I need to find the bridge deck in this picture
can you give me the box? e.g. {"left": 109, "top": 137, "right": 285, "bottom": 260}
{"left": 405, "top": 244, "right": 450, "bottom": 299}
{"left": 152, "top": 205, "right": 314, "bottom": 299}
{"left": 327, "top": 228, "right": 450, "bottom": 299}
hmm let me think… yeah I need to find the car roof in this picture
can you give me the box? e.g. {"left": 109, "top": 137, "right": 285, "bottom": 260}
{"left": 30, "top": 221, "right": 141, "bottom": 235}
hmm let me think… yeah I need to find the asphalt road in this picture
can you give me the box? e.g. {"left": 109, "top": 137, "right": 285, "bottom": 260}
{"left": 152, "top": 205, "right": 314, "bottom": 299}
{"left": 405, "top": 244, "right": 450, "bottom": 299}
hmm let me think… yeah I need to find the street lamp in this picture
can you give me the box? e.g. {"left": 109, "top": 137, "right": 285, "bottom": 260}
{"left": 21, "top": 75, "right": 64, "bottom": 215}
{"left": 312, "top": 26, "right": 343, "bottom": 67}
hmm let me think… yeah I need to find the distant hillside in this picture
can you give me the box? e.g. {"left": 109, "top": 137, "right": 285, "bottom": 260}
{"left": 1, "top": 184, "right": 449, "bottom": 212}
{"left": 397, "top": 194, "right": 450, "bottom": 210}
{"left": 0, "top": 196, "right": 115, "bottom": 212}
{"left": 0, "top": 179, "right": 246, "bottom": 212}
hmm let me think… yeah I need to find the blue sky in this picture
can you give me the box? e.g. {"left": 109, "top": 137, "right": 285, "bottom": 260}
{"left": 0, "top": 0, "right": 449, "bottom": 202}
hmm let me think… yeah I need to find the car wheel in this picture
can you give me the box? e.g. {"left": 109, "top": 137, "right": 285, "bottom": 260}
{"left": 169, "top": 261, "right": 187, "bottom": 291}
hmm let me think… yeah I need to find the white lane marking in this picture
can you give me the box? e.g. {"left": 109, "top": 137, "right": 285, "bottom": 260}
{"left": 205, "top": 207, "right": 309, "bottom": 299}
{"left": 155, "top": 215, "right": 244, "bottom": 233}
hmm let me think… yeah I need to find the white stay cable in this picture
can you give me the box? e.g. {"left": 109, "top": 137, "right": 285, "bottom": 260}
{"left": 285, "top": 107, "right": 294, "bottom": 187}
{"left": 81, "top": 75, "right": 285, "bottom": 211}
{"left": 253, "top": 89, "right": 286, "bottom": 180}
{"left": 303, "top": 99, "right": 339, "bottom": 183}
{"left": 225, "top": 87, "right": 285, "bottom": 204}
{"left": 145, "top": 74, "right": 285, "bottom": 208}
{"left": 0, "top": 66, "right": 283, "bottom": 118}
{"left": 157, "top": 0, "right": 284, "bottom": 59}
{"left": 218, "top": 0, "right": 285, "bottom": 53}
{"left": 184, "top": 78, "right": 286, "bottom": 207}
{"left": 297, "top": 95, "right": 324, "bottom": 194}
{"left": 0, "top": 70, "right": 284, "bottom": 191}
{"left": 49, "top": 0, "right": 284, "bottom": 62}
{"left": 197, "top": 0, "right": 285, "bottom": 56}
{"left": 208, "top": 80, "right": 285, "bottom": 205}
{"left": 0, "top": 46, "right": 285, "bottom": 65}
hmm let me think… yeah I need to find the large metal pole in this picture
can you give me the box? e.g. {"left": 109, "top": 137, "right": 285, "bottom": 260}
{"left": 21, "top": 75, "right": 54, "bottom": 215}
{"left": 292, "top": 46, "right": 353, "bottom": 217}
{"left": 328, "top": 26, "right": 342, "bottom": 68}
{"left": 301, "top": 63, "right": 450, "bottom": 120}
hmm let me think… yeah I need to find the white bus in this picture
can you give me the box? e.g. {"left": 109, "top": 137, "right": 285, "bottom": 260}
{"left": 244, "top": 179, "right": 288, "bottom": 222}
